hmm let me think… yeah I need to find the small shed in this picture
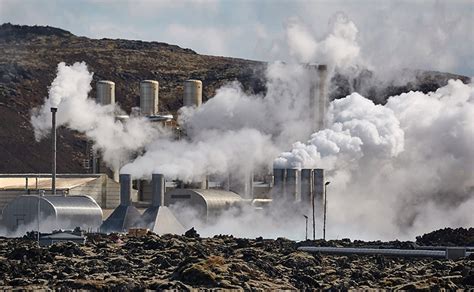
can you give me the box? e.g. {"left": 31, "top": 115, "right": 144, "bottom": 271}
{"left": 1, "top": 195, "right": 103, "bottom": 233}
{"left": 165, "top": 189, "right": 243, "bottom": 219}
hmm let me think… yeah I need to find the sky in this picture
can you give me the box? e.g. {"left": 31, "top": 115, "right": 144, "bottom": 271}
{"left": 0, "top": 0, "right": 473, "bottom": 76}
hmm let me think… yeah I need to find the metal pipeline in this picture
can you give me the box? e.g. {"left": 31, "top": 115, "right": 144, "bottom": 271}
{"left": 298, "top": 246, "right": 472, "bottom": 260}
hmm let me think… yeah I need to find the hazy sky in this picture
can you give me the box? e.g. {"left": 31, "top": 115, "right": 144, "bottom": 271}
{"left": 1, "top": 0, "right": 473, "bottom": 76}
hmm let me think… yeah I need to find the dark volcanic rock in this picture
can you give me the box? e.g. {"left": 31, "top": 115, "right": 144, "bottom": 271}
{"left": 416, "top": 227, "right": 474, "bottom": 246}
{"left": 0, "top": 229, "right": 473, "bottom": 290}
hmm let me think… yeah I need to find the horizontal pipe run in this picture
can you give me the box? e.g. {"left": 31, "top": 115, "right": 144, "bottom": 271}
{"left": 298, "top": 246, "right": 472, "bottom": 259}
{"left": 413, "top": 245, "right": 474, "bottom": 251}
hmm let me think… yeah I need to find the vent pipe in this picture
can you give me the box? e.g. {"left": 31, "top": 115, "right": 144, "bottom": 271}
{"left": 152, "top": 173, "right": 165, "bottom": 207}
{"left": 51, "top": 107, "right": 57, "bottom": 195}
{"left": 285, "top": 169, "right": 299, "bottom": 201}
{"left": 119, "top": 174, "right": 132, "bottom": 206}
{"left": 301, "top": 169, "right": 313, "bottom": 204}
{"left": 272, "top": 168, "right": 286, "bottom": 201}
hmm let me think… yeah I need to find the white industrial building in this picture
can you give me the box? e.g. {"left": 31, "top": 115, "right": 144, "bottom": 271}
{"left": 0, "top": 174, "right": 120, "bottom": 216}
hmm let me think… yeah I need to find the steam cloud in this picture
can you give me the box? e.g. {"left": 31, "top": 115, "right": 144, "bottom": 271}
{"left": 31, "top": 62, "right": 160, "bottom": 172}
{"left": 28, "top": 13, "right": 473, "bottom": 241}
{"left": 275, "top": 80, "right": 474, "bottom": 239}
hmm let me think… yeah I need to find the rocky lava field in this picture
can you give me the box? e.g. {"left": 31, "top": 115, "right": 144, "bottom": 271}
{"left": 0, "top": 228, "right": 473, "bottom": 290}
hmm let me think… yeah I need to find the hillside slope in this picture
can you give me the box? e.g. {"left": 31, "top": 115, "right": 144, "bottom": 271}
{"left": 0, "top": 23, "right": 470, "bottom": 174}
{"left": 0, "top": 23, "right": 265, "bottom": 173}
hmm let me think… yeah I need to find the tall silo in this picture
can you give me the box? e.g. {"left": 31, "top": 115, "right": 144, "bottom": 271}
{"left": 140, "top": 80, "right": 159, "bottom": 116}
{"left": 183, "top": 80, "right": 202, "bottom": 107}
{"left": 96, "top": 80, "right": 115, "bottom": 105}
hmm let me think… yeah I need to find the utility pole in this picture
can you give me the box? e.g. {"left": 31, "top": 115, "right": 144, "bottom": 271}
{"left": 323, "top": 181, "right": 330, "bottom": 240}
{"left": 312, "top": 192, "right": 315, "bottom": 240}
{"left": 303, "top": 215, "right": 308, "bottom": 241}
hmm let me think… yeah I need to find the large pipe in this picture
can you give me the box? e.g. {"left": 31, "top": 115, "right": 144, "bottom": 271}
{"left": 301, "top": 169, "right": 312, "bottom": 204}
{"left": 298, "top": 246, "right": 471, "bottom": 260}
{"left": 151, "top": 173, "right": 165, "bottom": 207}
{"left": 51, "top": 107, "right": 57, "bottom": 195}
{"left": 273, "top": 168, "right": 286, "bottom": 201}
{"left": 119, "top": 174, "right": 132, "bottom": 206}
{"left": 285, "top": 169, "right": 299, "bottom": 201}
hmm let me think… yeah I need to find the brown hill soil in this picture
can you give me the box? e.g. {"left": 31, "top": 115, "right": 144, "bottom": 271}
{"left": 0, "top": 23, "right": 470, "bottom": 173}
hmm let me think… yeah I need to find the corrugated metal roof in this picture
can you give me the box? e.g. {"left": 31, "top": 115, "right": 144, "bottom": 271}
{"left": 0, "top": 177, "right": 97, "bottom": 190}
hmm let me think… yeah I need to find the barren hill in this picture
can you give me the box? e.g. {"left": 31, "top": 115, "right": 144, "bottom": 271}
{"left": 0, "top": 23, "right": 470, "bottom": 174}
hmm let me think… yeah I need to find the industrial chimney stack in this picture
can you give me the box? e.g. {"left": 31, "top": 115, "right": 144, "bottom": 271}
{"left": 308, "top": 64, "right": 328, "bottom": 132}
{"left": 51, "top": 107, "right": 57, "bottom": 195}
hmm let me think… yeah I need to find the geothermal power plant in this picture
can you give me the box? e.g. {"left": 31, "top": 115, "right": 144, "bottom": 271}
{"left": 0, "top": 65, "right": 329, "bottom": 236}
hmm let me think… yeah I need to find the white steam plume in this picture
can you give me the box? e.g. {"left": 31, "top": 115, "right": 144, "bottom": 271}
{"left": 275, "top": 80, "right": 474, "bottom": 240}
{"left": 285, "top": 13, "right": 362, "bottom": 70}
{"left": 121, "top": 64, "right": 317, "bottom": 180}
{"left": 31, "top": 62, "right": 160, "bottom": 171}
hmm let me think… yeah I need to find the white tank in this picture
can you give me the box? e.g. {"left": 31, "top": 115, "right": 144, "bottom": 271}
{"left": 183, "top": 80, "right": 202, "bottom": 107}
{"left": 140, "top": 80, "right": 159, "bottom": 116}
{"left": 96, "top": 80, "right": 115, "bottom": 105}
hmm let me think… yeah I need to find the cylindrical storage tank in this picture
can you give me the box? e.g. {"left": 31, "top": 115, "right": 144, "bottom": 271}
{"left": 272, "top": 168, "right": 286, "bottom": 201}
{"left": 183, "top": 80, "right": 202, "bottom": 107}
{"left": 119, "top": 174, "right": 132, "bottom": 206}
{"left": 286, "top": 169, "right": 299, "bottom": 202}
{"left": 140, "top": 80, "right": 159, "bottom": 116}
{"left": 301, "top": 169, "right": 313, "bottom": 205}
{"left": 313, "top": 168, "right": 325, "bottom": 216}
{"left": 2, "top": 195, "right": 103, "bottom": 233}
{"left": 96, "top": 80, "right": 115, "bottom": 105}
